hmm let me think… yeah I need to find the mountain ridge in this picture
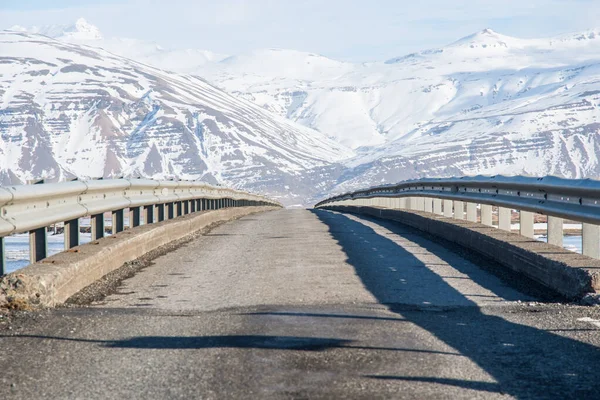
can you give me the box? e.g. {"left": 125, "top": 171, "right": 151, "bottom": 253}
{"left": 4, "top": 20, "right": 600, "bottom": 205}
{"left": 0, "top": 31, "right": 354, "bottom": 205}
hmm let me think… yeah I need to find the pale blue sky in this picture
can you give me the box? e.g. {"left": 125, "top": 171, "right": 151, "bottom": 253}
{"left": 1, "top": 0, "right": 599, "bottom": 61}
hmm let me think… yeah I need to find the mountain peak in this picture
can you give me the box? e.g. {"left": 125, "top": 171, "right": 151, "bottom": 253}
{"left": 449, "top": 28, "right": 518, "bottom": 50}
{"left": 61, "top": 18, "right": 102, "bottom": 40}
{"left": 8, "top": 18, "right": 102, "bottom": 41}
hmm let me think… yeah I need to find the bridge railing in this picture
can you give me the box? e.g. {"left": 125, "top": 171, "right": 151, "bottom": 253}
{"left": 315, "top": 175, "right": 600, "bottom": 259}
{"left": 0, "top": 178, "right": 280, "bottom": 274}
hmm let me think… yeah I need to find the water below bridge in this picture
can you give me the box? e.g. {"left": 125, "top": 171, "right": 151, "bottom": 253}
{"left": 1, "top": 209, "right": 600, "bottom": 399}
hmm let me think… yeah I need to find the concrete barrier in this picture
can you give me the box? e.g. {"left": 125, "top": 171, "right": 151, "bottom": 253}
{"left": 323, "top": 205, "right": 600, "bottom": 299}
{"left": 0, "top": 206, "right": 277, "bottom": 308}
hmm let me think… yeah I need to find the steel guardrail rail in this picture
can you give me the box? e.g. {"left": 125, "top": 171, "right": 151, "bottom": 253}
{"left": 315, "top": 175, "right": 600, "bottom": 259}
{"left": 0, "top": 178, "right": 281, "bottom": 274}
{"left": 315, "top": 175, "right": 600, "bottom": 223}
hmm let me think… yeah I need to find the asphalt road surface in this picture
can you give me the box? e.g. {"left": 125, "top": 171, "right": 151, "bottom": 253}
{"left": 2, "top": 209, "right": 600, "bottom": 399}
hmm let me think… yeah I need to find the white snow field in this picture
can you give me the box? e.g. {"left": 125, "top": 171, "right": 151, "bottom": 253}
{"left": 0, "top": 30, "right": 353, "bottom": 205}
{"left": 3, "top": 20, "right": 600, "bottom": 204}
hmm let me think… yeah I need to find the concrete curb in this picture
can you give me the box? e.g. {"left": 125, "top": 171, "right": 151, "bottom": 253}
{"left": 0, "top": 207, "right": 278, "bottom": 309}
{"left": 322, "top": 205, "right": 600, "bottom": 299}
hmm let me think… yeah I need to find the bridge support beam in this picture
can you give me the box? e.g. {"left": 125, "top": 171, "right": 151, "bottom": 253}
{"left": 64, "top": 218, "right": 80, "bottom": 250}
{"left": 433, "top": 199, "right": 442, "bottom": 215}
{"left": 466, "top": 203, "right": 477, "bottom": 222}
{"left": 29, "top": 227, "right": 47, "bottom": 263}
{"left": 481, "top": 204, "right": 493, "bottom": 226}
{"left": 145, "top": 205, "right": 154, "bottom": 224}
{"left": 443, "top": 200, "right": 453, "bottom": 218}
{"left": 1, "top": 237, "right": 5, "bottom": 276}
{"left": 547, "top": 216, "right": 563, "bottom": 247}
{"left": 91, "top": 214, "right": 104, "bottom": 240}
{"left": 156, "top": 204, "right": 165, "bottom": 222}
{"left": 130, "top": 207, "right": 141, "bottom": 228}
{"left": 112, "top": 209, "right": 125, "bottom": 234}
{"left": 582, "top": 223, "right": 600, "bottom": 259}
{"left": 424, "top": 198, "right": 433, "bottom": 213}
{"left": 520, "top": 211, "right": 534, "bottom": 238}
{"left": 498, "top": 207, "right": 511, "bottom": 231}
{"left": 397, "top": 198, "right": 406, "bottom": 209}
{"left": 453, "top": 201, "right": 465, "bottom": 220}
{"left": 416, "top": 197, "right": 425, "bottom": 211}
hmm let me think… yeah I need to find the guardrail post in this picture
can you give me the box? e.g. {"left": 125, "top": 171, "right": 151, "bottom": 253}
{"left": 443, "top": 200, "right": 453, "bottom": 218}
{"left": 520, "top": 211, "right": 534, "bottom": 238}
{"left": 64, "top": 218, "right": 80, "bottom": 250}
{"left": 168, "top": 203, "right": 175, "bottom": 219}
{"left": 156, "top": 204, "right": 165, "bottom": 222}
{"left": 1, "top": 237, "right": 5, "bottom": 275}
{"left": 424, "top": 198, "right": 433, "bottom": 213}
{"left": 29, "top": 227, "right": 47, "bottom": 263}
{"left": 190, "top": 199, "right": 197, "bottom": 213}
{"left": 453, "top": 201, "right": 465, "bottom": 220}
{"left": 498, "top": 207, "right": 511, "bottom": 231}
{"left": 547, "top": 216, "right": 563, "bottom": 247}
{"left": 582, "top": 223, "right": 600, "bottom": 259}
{"left": 91, "top": 214, "right": 104, "bottom": 240}
{"left": 176, "top": 201, "right": 183, "bottom": 216}
{"left": 433, "top": 199, "right": 442, "bottom": 215}
{"left": 481, "top": 204, "right": 493, "bottom": 226}
{"left": 112, "top": 209, "right": 124, "bottom": 234}
{"left": 130, "top": 207, "right": 141, "bottom": 228}
{"left": 466, "top": 203, "right": 477, "bottom": 222}
{"left": 145, "top": 205, "right": 154, "bottom": 224}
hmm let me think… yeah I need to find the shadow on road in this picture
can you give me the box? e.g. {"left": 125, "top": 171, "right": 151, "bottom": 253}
{"left": 312, "top": 209, "right": 600, "bottom": 398}
{"left": 0, "top": 333, "right": 463, "bottom": 357}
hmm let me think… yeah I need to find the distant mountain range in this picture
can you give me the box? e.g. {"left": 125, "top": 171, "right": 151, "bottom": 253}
{"left": 0, "top": 30, "right": 351, "bottom": 206}
{"left": 3, "top": 19, "right": 600, "bottom": 205}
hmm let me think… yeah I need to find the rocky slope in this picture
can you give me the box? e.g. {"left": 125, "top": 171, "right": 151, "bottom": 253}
{"left": 0, "top": 32, "right": 353, "bottom": 205}
{"left": 5, "top": 20, "right": 600, "bottom": 205}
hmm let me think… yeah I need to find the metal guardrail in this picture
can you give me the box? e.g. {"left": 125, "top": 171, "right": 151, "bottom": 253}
{"left": 315, "top": 175, "right": 600, "bottom": 259}
{"left": 0, "top": 178, "right": 281, "bottom": 274}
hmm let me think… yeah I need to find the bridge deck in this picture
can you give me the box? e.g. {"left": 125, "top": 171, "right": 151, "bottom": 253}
{"left": 2, "top": 209, "right": 600, "bottom": 399}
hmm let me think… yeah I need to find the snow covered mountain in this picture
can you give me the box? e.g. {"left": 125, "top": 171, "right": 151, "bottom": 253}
{"left": 5, "top": 19, "right": 600, "bottom": 205}
{"left": 197, "top": 28, "right": 600, "bottom": 198}
{"left": 0, "top": 31, "right": 353, "bottom": 205}
{"left": 10, "top": 19, "right": 228, "bottom": 73}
